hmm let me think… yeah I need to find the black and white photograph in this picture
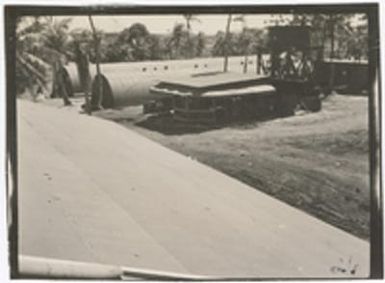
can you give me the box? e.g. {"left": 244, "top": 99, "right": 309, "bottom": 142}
{"left": 2, "top": 1, "right": 383, "bottom": 280}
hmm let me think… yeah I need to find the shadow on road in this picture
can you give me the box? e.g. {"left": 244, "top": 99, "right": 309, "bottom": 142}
{"left": 135, "top": 113, "right": 222, "bottom": 135}
{"left": 134, "top": 112, "right": 279, "bottom": 136}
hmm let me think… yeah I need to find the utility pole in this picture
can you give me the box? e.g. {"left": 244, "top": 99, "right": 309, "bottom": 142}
{"left": 328, "top": 14, "right": 336, "bottom": 93}
{"left": 330, "top": 15, "right": 336, "bottom": 60}
{"left": 88, "top": 15, "right": 103, "bottom": 110}
{"left": 223, "top": 13, "right": 232, "bottom": 72}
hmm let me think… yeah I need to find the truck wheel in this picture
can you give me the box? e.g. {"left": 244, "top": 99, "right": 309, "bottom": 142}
{"left": 302, "top": 96, "right": 321, "bottom": 112}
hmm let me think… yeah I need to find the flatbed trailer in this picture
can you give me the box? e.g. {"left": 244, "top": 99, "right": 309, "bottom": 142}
{"left": 150, "top": 72, "right": 276, "bottom": 124}
{"left": 148, "top": 26, "right": 325, "bottom": 124}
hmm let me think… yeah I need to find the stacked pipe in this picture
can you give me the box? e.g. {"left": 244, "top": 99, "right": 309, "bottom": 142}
{"left": 63, "top": 55, "right": 264, "bottom": 108}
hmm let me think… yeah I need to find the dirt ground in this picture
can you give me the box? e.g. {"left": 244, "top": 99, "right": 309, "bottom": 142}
{"left": 43, "top": 94, "right": 370, "bottom": 240}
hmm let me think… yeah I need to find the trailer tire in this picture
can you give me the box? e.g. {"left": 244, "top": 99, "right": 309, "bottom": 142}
{"left": 302, "top": 96, "right": 321, "bottom": 112}
{"left": 277, "top": 94, "right": 297, "bottom": 117}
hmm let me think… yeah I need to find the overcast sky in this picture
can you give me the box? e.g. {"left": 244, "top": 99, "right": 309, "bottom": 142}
{"left": 55, "top": 14, "right": 278, "bottom": 35}
{"left": 26, "top": 13, "right": 366, "bottom": 36}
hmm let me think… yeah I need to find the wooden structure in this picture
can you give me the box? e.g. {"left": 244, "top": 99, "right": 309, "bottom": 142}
{"left": 268, "top": 26, "right": 316, "bottom": 81}
{"left": 267, "top": 26, "right": 322, "bottom": 114}
{"left": 315, "top": 59, "right": 369, "bottom": 94}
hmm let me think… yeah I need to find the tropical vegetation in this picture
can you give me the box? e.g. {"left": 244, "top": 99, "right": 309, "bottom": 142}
{"left": 15, "top": 13, "right": 368, "bottom": 100}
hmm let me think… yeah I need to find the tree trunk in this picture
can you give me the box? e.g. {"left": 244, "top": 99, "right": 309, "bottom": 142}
{"left": 88, "top": 15, "right": 103, "bottom": 110}
{"left": 329, "top": 15, "right": 336, "bottom": 92}
{"left": 18, "top": 60, "right": 39, "bottom": 100}
{"left": 186, "top": 20, "right": 192, "bottom": 58}
{"left": 75, "top": 43, "right": 92, "bottom": 115}
{"left": 243, "top": 54, "right": 249, "bottom": 73}
{"left": 330, "top": 16, "right": 336, "bottom": 59}
{"left": 319, "top": 22, "right": 327, "bottom": 61}
{"left": 223, "top": 14, "right": 232, "bottom": 72}
{"left": 55, "top": 60, "right": 72, "bottom": 106}
{"left": 256, "top": 49, "right": 262, "bottom": 75}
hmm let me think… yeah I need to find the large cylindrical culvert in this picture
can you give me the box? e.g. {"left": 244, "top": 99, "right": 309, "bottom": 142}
{"left": 90, "top": 74, "right": 115, "bottom": 108}
{"left": 87, "top": 55, "right": 271, "bottom": 108}
{"left": 65, "top": 55, "right": 267, "bottom": 99}
{"left": 61, "top": 66, "right": 75, "bottom": 97}
{"left": 51, "top": 64, "right": 77, "bottom": 98}
{"left": 62, "top": 63, "right": 81, "bottom": 94}
{"left": 98, "top": 57, "right": 224, "bottom": 74}
{"left": 63, "top": 63, "right": 97, "bottom": 95}
{"left": 88, "top": 62, "right": 222, "bottom": 108}
{"left": 90, "top": 72, "right": 166, "bottom": 108}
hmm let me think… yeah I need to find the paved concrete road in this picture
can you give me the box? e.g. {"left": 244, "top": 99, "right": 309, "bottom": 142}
{"left": 17, "top": 100, "right": 369, "bottom": 278}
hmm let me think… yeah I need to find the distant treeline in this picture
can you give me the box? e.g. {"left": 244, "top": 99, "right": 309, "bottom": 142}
{"left": 15, "top": 14, "right": 368, "bottom": 97}
{"left": 74, "top": 23, "right": 267, "bottom": 63}
{"left": 79, "top": 14, "right": 368, "bottom": 63}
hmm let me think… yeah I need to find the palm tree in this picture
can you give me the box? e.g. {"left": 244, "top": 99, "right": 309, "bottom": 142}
{"left": 121, "top": 23, "right": 151, "bottom": 61}
{"left": 15, "top": 16, "right": 72, "bottom": 105}
{"left": 322, "top": 14, "right": 354, "bottom": 90}
{"left": 168, "top": 24, "right": 186, "bottom": 59}
{"left": 212, "top": 32, "right": 226, "bottom": 56}
{"left": 195, "top": 32, "right": 205, "bottom": 57}
{"left": 70, "top": 29, "right": 93, "bottom": 112}
{"left": 239, "top": 28, "right": 255, "bottom": 73}
{"left": 233, "top": 15, "right": 251, "bottom": 73}
{"left": 183, "top": 14, "right": 200, "bottom": 32}
{"left": 41, "top": 17, "right": 72, "bottom": 105}
{"left": 183, "top": 14, "right": 200, "bottom": 58}
{"left": 264, "top": 14, "right": 289, "bottom": 26}
{"left": 15, "top": 18, "right": 48, "bottom": 97}
{"left": 73, "top": 41, "right": 92, "bottom": 114}
{"left": 42, "top": 17, "right": 72, "bottom": 54}
{"left": 223, "top": 14, "right": 233, "bottom": 72}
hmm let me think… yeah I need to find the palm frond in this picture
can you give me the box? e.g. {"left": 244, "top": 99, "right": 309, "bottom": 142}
{"left": 16, "top": 53, "right": 47, "bottom": 88}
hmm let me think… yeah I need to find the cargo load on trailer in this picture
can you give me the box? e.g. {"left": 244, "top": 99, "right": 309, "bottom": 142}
{"left": 149, "top": 26, "right": 323, "bottom": 124}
